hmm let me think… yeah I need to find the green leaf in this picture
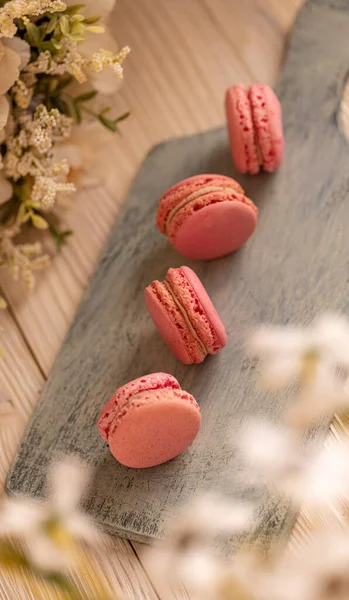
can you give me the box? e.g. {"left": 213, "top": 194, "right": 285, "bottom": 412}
{"left": 53, "top": 97, "right": 70, "bottom": 116}
{"left": 52, "top": 38, "right": 62, "bottom": 50}
{"left": 55, "top": 76, "right": 74, "bottom": 92}
{"left": 66, "top": 31, "right": 85, "bottom": 42}
{"left": 48, "top": 78, "right": 59, "bottom": 93}
{"left": 74, "top": 90, "right": 97, "bottom": 103}
{"left": 24, "top": 200, "right": 41, "bottom": 209}
{"left": 83, "top": 15, "right": 101, "bottom": 24}
{"left": 64, "top": 3, "right": 86, "bottom": 14}
{"left": 45, "top": 14, "right": 59, "bottom": 34}
{"left": 31, "top": 214, "right": 49, "bottom": 230}
{"left": 49, "top": 224, "right": 73, "bottom": 252}
{"left": 70, "top": 101, "right": 82, "bottom": 124}
{"left": 16, "top": 203, "right": 28, "bottom": 225}
{"left": 59, "top": 15, "right": 70, "bottom": 35}
{"left": 98, "top": 115, "right": 117, "bottom": 132}
{"left": 26, "top": 22, "right": 41, "bottom": 46}
{"left": 71, "top": 14, "right": 85, "bottom": 22}
{"left": 99, "top": 106, "right": 112, "bottom": 115}
{"left": 38, "top": 40, "right": 57, "bottom": 52}
{"left": 114, "top": 110, "right": 131, "bottom": 124}
{"left": 70, "top": 21, "right": 84, "bottom": 35}
{"left": 85, "top": 25, "right": 104, "bottom": 33}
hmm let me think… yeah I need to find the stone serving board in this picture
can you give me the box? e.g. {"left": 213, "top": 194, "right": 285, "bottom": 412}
{"left": 6, "top": 0, "right": 349, "bottom": 545}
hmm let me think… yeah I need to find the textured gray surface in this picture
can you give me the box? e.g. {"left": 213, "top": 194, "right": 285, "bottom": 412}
{"left": 6, "top": 0, "right": 349, "bottom": 544}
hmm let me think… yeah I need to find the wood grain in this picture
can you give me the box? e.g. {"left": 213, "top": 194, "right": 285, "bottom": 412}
{"left": 8, "top": 0, "right": 349, "bottom": 549}
{"left": 0, "top": 0, "right": 304, "bottom": 597}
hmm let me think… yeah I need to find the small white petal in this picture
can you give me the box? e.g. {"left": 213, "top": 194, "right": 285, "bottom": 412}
{"left": 0, "top": 172, "right": 12, "bottom": 205}
{"left": 27, "top": 533, "right": 70, "bottom": 573}
{"left": 0, "top": 498, "right": 42, "bottom": 536}
{"left": 249, "top": 326, "right": 306, "bottom": 357}
{"left": 2, "top": 37, "right": 30, "bottom": 69}
{"left": 261, "top": 355, "right": 301, "bottom": 390}
{"left": 0, "top": 95, "right": 9, "bottom": 131}
{"left": 0, "top": 44, "right": 21, "bottom": 94}
{"left": 64, "top": 513, "right": 99, "bottom": 542}
{"left": 239, "top": 421, "right": 301, "bottom": 480}
{"left": 87, "top": 67, "right": 123, "bottom": 95}
{"left": 304, "top": 444, "right": 349, "bottom": 507}
{"left": 176, "top": 550, "right": 222, "bottom": 594}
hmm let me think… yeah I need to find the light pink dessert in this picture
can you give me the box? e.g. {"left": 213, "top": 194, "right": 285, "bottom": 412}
{"left": 144, "top": 266, "right": 226, "bottom": 364}
{"left": 97, "top": 373, "right": 201, "bottom": 468}
{"left": 225, "top": 83, "right": 284, "bottom": 174}
{"left": 156, "top": 174, "right": 258, "bottom": 260}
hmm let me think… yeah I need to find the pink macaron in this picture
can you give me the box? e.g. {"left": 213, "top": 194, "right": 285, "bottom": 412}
{"left": 156, "top": 174, "right": 258, "bottom": 260}
{"left": 97, "top": 373, "right": 201, "bottom": 468}
{"left": 144, "top": 266, "right": 226, "bottom": 365}
{"left": 225, "top": 83, "right": 284, "bottom": 174}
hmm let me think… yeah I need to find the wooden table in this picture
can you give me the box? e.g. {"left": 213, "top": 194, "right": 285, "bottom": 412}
{"left": 0, "top": 1, "right": 306, "bottom": 597}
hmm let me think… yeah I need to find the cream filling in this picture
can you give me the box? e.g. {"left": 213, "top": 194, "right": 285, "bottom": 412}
{"left": 163, "top": 279, "right": 207, "bottom": 356}
{"left": 165, "top": 185, "right": 236, "bottom": 233}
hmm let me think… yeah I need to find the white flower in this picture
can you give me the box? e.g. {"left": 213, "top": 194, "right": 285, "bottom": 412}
{"left": 53, "top": 121, "right": 117, "bottom": 187}
{"left": 266, "top": 531, "right": 349, "bottom": 600}
{"left": 0, "top": 172, "right": 12, "bottom": 204}
{"left": 80, "top": 28, "right": 122, "bottom": 94}
{"left": 0, "top": 458, "right": 98, "bottom": 573}
{"left": 145, "top": 494, "right": 252, "bottom": 598}
{"left": 3, "top": 37, "right": 30, "bottom": 69}
{"left": 168, "top": 494, "right": 253, "bottom": 543}
{"left": 249, "top": 314, "right": 349, "bottom": 425}
{"left": 239, "top": 420, "right": 349, "bottom": 508}
{"left": 0, "top": 38, "right": 30, "bottom": 94}
{"left": 0, "top": 94, "right": 9, "bottom": 142}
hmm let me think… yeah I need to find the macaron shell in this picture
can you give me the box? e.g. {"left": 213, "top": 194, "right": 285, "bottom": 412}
{"left": 166, "top": 267, "right": 226, "bottom": 353}
{"left": 181, "top": 266, "right": 227, "bottom": 349}
{"left": 249, "top": 84, "right": 284, "bottom": 172}
{"left": 144, "top": 282, "right": 205, "bottom": 364}
{"left": 172, "top": 200, "right": 258, "bottom": 260}
{"left": 225, "top": 84, "right": 260, "bottom": 175}
{"left": 97, "top": 372, "right": 180, "bottom": 442}
{"left": 264, "top": 85, "right": 284, "bottom": 169}
{"left": 108, "top": 389, "right": 201, "bottom": 468}
{"left": 156, "top": 174, "right": 244, "bottom": 234}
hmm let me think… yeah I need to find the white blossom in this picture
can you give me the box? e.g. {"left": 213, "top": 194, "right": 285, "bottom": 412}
{"left": 53, "top": 121, "right": 117, "bottom": 187}
{"left": 0, "top": 172, "right": 12, "bottom": 204}
{"left": 239, "top": 420, "right": 349, "bottom": 508}
{"left": 249, "top": 314, "right": 349, "bottom": 426}
{"left": 0, "top": 458, "right": 98, "bottom": 573}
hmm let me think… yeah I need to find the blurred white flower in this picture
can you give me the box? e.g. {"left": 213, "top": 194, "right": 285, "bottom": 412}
{"left": 239, "top": 420, "right": 349, "bottom": 508}
{"left": 145, "top": 494, "right": 252, "bottom": 598}
{"left": 53, "top": 121, "right": 116, "bottom": 187}
{"left": 266, "top": 531, "right": 349, "bottom": 600}
{"left": 82, "top": 29, "right": 122, "bottom": 94}
{"left": 168, "top": 494, "right": 253, "bottom": 544}
{"left": 0, "top": 38, "right": 30, "bottom": 94}
{"left": 3, "top": 37, "right": 30, "bottom": 69}
{"left": 249, "top": 314, "right": 349, "bottom": 426}
{"left": 0, "top": 172, "right": 12, "bottom": 204}
{"left": 0, "top": 458, "right": 97, "bottom": 573}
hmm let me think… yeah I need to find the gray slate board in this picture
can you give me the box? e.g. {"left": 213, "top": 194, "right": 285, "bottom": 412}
{"left": 7, "top": 0, "right": 349, "bottom": 545}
